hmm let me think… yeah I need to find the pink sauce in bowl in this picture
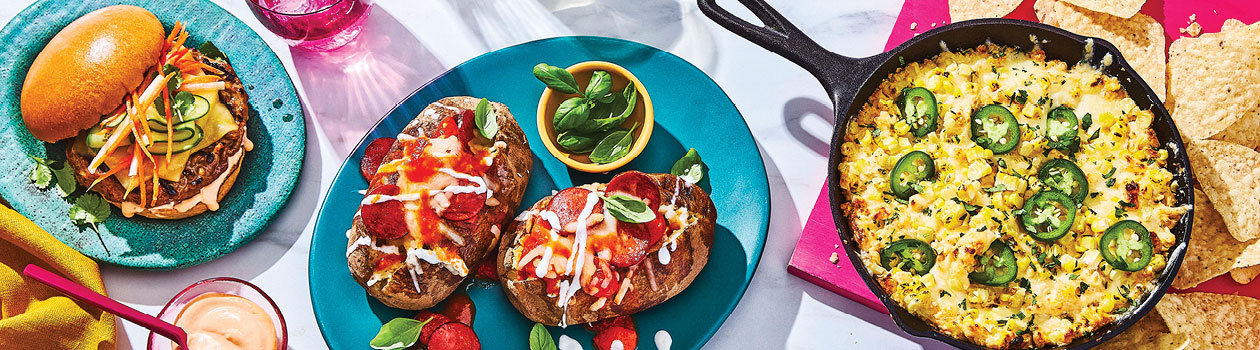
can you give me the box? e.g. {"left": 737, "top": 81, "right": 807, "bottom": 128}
{"left": 148, "top": 278, "right": 287, "bottom": 350}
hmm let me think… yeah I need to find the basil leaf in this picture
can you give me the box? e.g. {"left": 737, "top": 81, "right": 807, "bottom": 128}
{"left": 370, "top": 317, "right": 434, "bottom": 350}
{"left": 198, "top": 41, "right": 228, "bottom": 62}
{"left": 588, "top": 123, "right": 637, "bottom": 164}
{"left": 578, "top": 83, "right": 636, "bottom": 133}
{"left": 474, "top": 98, "right": 499, "bottom": 139}
{"left": 585, "top": 71, "right": 613, "bottom": 101}
{"left": 553, "top": 97, "right": 591, "bottom": 133}
{"left": 529, "top": 323, "right": 557, "bottom": 350}
{"left": 69, "top": 194, "right": 110, "bottom": 229}
{"left": 670, "top": 148, "right": 705, "bottom": 184}
{"left": 599, "top": 193, "right": 656, "bottom": 223}
{"left": 29, "top": 157, "right": 52, "bottom": 188}
{"left": 556, "top": 131, "right": 602, "bottom": 153}
{"left": 533, "top": 63, "right": 580, "bottom": 94}
{"left": 52, "top": 162, "right": 76, "bottom": 197}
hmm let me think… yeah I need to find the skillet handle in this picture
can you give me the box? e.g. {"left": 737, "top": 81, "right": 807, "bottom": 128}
{"left": 697, "top": 0, "right": 856, "bottom": 96}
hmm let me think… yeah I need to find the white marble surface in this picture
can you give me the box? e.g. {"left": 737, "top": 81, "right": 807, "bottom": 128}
{"left": 0, "top": 0, "right": 954, "bottom": 349}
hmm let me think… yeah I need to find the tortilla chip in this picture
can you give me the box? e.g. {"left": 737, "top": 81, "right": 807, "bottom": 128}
{"left": 1231, "top": 265, "right": 1260, "bottom": 284}
{"left": 1059, "top": 0, "right": 1145, "bottom": 18}
{"left": 1171, "top": 190, "right": 1255, "bottom": 289}
{"left": 949, "top": 0, "right": 1022, "bottom": 21}
{"left": 1186, "top": 140, "right": 1260, "bottom": 242}
{"left": 1232, "top": 241, "right": 1260, "bottom": 268}
{"left": 1034, "top": 0, "right": 1166, "bottom": 99}
{"left": 1156, "top": 292, "right": 1260, "bottom": 349}
{"left": 1097, "top": 311, "right": 1190, "bottom": 350}
{"left": 1168, "top": 22, "right": 1260, "bottom": 150}
{"left": 1222, "top": 19, "right": 1248, "bottom": 32}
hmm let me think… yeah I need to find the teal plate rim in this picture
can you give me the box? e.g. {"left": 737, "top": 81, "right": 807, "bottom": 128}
{"left": 0, "top": 0, "right": 306, "bottom": 269}
{"left": 309, "top": 35, "right": 769, "bottom": 349}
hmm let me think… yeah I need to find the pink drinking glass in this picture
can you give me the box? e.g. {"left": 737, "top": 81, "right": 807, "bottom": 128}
{"left": 245, "top": 0, "right": 374, "bottom": 51}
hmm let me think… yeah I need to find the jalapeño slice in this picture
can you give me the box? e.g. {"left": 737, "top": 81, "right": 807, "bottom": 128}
{"left": 969, "top": 240, "right": 1017, "bottom": 286}
{"left": 1020, "top": 190, "right": 1078, "bottom": 241}
{"left": 1045, "top": 106, "right": 1079, "bottom": 151}
{"left": 890, "top": 151, "right": 936, "bottom": 200}
{"left": 1099, "top": 220, "right": 1153, "bottom": 272}
{"left": 970, "top": 104, "right": 1021, "bottom": 154}
{"left": 897, "top": 87, "right": 939, "bottom": 137}
{"left": 879, "top": 239, "right": 936, "bottom": 275}
{"left": 1038, "top": 159, "right": 1089, "bottom": 203}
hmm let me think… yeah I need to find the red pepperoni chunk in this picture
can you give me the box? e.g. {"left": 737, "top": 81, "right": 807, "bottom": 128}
{"left": 430, "top": 110, "right": 476, "bottom": 145}
{"left": 471, "top": 256, "right": 498, "bottom": 281}
{"left": 428, "top": 322, "right": 481, "bottom": 350}
{"left": 605, "top": 171, "right": 662, "bottom": 208}
{"left": 583, "top": 259, "right": 621, "bottom": 298}
{"left": 439, "top": 293, "right": 476, "bottom": 326}
{"left": 415, "top": 311, "right": 455, "bottom": 344}
{"left": 442, "top": 180, "right": 486, "bottom": 222}
{"left": 608, "top": 234, "right": 650, "bottom": 268}
{"left": 359, "top": 137, "right": 396, "bottom": 180}
{"left": 361, "top": 184, "right": 408, "bottom": 240}
{"left": 546, "top": 187, "right": 604, "bottom": 234}
{"left": 605, "top": 171, "right": 668, "bottom": 256}
{"left": 592, "top": 326, "right": 638, "bottom": 350}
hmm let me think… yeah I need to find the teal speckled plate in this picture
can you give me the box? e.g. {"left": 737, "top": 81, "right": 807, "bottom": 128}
{"left": 310, "top": 37, "right": 769, "bottom": 350}
{"left": 0, "top": 0, "right": 305, "bottom": 269}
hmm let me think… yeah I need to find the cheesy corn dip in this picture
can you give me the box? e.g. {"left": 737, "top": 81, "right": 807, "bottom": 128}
{"left": 836, "top": 44, "right": 1188, "bottom": 349}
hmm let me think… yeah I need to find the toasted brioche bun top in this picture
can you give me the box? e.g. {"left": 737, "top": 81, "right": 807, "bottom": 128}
{"left": 20, "top": 5, "right": 164, "bottom": 143}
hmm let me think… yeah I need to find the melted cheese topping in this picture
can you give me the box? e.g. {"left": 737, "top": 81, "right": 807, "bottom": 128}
{"left": 837, "top": 44, "right": 1187, "bottom": 348}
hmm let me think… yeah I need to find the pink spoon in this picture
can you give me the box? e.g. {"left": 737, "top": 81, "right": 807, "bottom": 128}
{"left": 23, "top": 264, "right": 190, "bottom": 349}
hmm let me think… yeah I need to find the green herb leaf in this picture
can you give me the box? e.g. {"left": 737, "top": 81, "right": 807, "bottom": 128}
{"left": 598, "top": 193, "right": 656, "bottom": 223}
{"left": 198, "top": 41, "right": 228, "bottom": 62}
{"left": 670, "top": 148, "right": 705, "bottom": 184}
{"left": 983, "top": 184, "right": 1008, "bottom": 193}
{"left": 585, "top": 71, "right": 613, "bottom": 101}
{"left": 52, "top": 162, "right": 76, "bottom": 197}
{"left": 553, "top": 97, "right": 591, "bottom": 133}
{"left": 555, "top": 131, "right": 602, "bottom": 153}
{"left": 474, "top": 98, "right": 499, "bottom": 139}
{"left": 533, "top": 63, "right": 580, "bottom": 94}
{"left": 589, "top": 124, "right": 637, "bottom": 164}
{"left": 1081, "top": 113, "right": 1093, "bottom": 131}
{"left": 29, "top": 157, "right": 52, "bottom": 188}
{"left": 162, "top": 64, "right": 183, "bottom": 96}
{"left": 69, "top": 194, "right": 110, "bottom": 229}
{"left": 578, "top": 83, "right": 637, "bottom": 133}
{"left": 529, "top": 323, "right": 557, "bottom": 350}
{"left": 370, "top": 317, "right": 434, "bottom": 350}
{"left": 171, "top": 91, "right": 196, "bottom": 120}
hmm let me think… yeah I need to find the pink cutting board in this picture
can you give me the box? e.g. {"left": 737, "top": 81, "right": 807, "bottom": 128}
{"left": 786, "top": 0, "right": 1260, "bottom": 313}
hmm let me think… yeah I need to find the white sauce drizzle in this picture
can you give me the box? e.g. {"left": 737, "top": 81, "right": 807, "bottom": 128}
{"left": 658, "top": 244, "right": 672, "bottom": 265}
{"left": 535, "top": 247, "right": 554, "bottom": 278}
{"left": 609, "top": 340, "right": 624, "bottom": 350}
{"left": 556, "top": 192, "right": 600, "bottom": 327}
{"left": 655, "top": 330, "right": 673, "bottom": 350}
{"left": 431, "top": 168, "right": 489, "bottom": 195}
{"left": 557, "top": 335, "right": 583, "bottom": 350}
{"left": 361, "top": 193, "right": 424, "bottom": 205}
{"left": 347, "top": 235, "right": 371, "bottom": 258}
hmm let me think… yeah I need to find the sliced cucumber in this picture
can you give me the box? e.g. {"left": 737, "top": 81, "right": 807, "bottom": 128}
{"left": 180, "top": 95, "right": 210, "bottom": 122}
{"left": 147, "top": 124, "right": 203, "bottom": 155}
{"left": 151, "top": 122, "right": 198, "bottom": 143}
{"left": 85, "top": 125, "right": 110, "bottom": 150}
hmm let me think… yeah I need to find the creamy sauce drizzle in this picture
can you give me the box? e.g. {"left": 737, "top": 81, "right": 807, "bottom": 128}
{"left": 557, "top": 335, "right": 583, "bottom": 350}
{"left": 556, "top": 192, "right": 599, "bottom": 327}
{"left": 655, "top": 330, "right": 673, "bottom": 350}
{"left": 119, "top": 148, "right": 244, "bottom": 218}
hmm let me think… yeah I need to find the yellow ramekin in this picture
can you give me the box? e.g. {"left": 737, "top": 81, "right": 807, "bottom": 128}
{"left": 537, "top": 61, "right": 653, "bottom": 173}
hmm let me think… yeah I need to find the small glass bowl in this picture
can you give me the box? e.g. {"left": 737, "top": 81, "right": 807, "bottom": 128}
{"left": 147, "top": 277, "right": 287, "bottom": 350}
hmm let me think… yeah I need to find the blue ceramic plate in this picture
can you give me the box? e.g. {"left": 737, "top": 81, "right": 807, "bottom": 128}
{"left": 309, "top": 37, "right": 768, "bottom": 349}
{"left": 0, "top": 0, "right": 305, "bottom": 269}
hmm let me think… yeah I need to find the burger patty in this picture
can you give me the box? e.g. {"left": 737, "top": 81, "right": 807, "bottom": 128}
{"left": 67, "top": 51, "right": 251, "bottom": 206}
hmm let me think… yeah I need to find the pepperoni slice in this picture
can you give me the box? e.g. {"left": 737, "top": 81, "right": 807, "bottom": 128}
{"left": 373, "top": 253, "right": 404, "bottom": 272}
{"left": 359, "top": 137, "right": 396, "bottom": 180}
{"left": 471, "top": 256, "right": 498, "bottom": 281}
{"left": 430, "top": 110, "right": 476, "bottom": 145}
{"left": 605, "top": 171, "right": 667, "bottom": 246}
{"left": 442, "top": 180, "right": 486, "bottom": 222}
{"left": 585, "top": 315, "right": 635, "bottom": 334}
{"left": 428, "top": 322, "right": 482, "bottom": 350}
{"left": 592, "top": 326, "right": 638, "bottom": 350}
{"left": 439, "top": 293, "right": 476, "bottom": 326}
{"left": 608, "top": 234, "right": 650, "bottom": 268}
{"left": 415, "top": 311, "right": 455, "bottom": 344}
{"left": 546, "top": 187, "right": 604, "bottom": 234}
{"left": 361, "top": 184, "right": 408, "bottom": 240}
{"left": 583, "top": 259, "right": 621, "bottom": 298}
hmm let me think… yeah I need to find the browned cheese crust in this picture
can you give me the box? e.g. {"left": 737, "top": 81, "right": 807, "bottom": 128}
{"left": 348, "top": 96, "right": 532, "bottom": 310}
{"left": 66, "top": 51, "right": 250, "bottom": 219}
{"left": 497, "top": 173, "right": 716, "bottom": 325}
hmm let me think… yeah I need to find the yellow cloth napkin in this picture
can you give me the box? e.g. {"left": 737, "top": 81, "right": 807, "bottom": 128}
{"left": 0, "top": 204, "right": 116, "bottom": 350}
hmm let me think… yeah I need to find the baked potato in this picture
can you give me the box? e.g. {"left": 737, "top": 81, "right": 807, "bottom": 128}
{"left": 498, "top": 171, "right": 716, "bottom": 326}
{"left": 347, "top": 96, "right": 532, "bottom": 310}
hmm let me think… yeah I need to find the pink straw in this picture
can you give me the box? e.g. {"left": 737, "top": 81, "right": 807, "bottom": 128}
{"left": 22, "top": 264, "right": 189, "bottom": 349}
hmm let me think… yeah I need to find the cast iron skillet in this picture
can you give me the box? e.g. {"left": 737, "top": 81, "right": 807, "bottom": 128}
{"left": 698, "top": 0, "right": 1195, "bottom": 349}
